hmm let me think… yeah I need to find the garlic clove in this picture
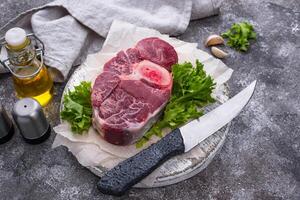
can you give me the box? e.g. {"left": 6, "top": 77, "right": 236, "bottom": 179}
{"left": 211, "top": 47, "right": 228, "bottom": 59}
{"left": 205, "top": 35, "right": 224, "bottom": 47}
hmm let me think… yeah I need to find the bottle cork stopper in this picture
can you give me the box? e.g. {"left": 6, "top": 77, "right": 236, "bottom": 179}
{"left": 5, "top": 27, "right": 27, "bottom": 48}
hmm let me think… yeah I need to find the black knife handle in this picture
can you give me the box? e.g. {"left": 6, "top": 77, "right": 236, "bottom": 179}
{"left": 97, "top": 128, "right": 185, "bottom": 196}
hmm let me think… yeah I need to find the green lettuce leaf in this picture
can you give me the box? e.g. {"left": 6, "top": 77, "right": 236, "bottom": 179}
{"left": 222, "top": 21, "right": 256, "bottom": 52}
{"left": 60, "top": 81, "right": 92, "bottom": 133}
{"left": 136, "top": 60, "right": 215, "bottom": 148}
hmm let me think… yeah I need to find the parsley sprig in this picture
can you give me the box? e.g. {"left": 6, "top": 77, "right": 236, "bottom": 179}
{"left": 222, "top": 22, "right": 256, "bottom": 52}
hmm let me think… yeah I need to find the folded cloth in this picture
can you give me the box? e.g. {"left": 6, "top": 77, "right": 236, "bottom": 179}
{"left": 0, "top": 0, "right": 221, "bottom": 82}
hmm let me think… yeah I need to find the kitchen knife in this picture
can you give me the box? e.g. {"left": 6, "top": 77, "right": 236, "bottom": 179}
{"left": 97, "top": 81, "right": 257, "bottom": 196}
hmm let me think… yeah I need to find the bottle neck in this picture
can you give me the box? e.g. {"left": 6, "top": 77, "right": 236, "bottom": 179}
{"left": 6, "top": 38, "right": 36, "bottom": 66}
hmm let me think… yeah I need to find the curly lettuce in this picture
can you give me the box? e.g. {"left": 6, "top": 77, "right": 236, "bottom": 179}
{"left": 136, "top": 60, "right": 215, "bottom": 148}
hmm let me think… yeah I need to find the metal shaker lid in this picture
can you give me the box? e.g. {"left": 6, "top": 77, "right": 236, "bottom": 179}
{"left": 0, "top": 105, "right": 14, "bottom": 144}
{"left": 12, "top": 98, "right": 51, "bottom": 144}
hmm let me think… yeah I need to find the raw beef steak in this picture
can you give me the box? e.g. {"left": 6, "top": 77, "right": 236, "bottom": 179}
{"left": 136, "top": 37, "right": 178, "bottom": 71}
{"left": 92, "top": 38, "right": 177, "bottom": 145}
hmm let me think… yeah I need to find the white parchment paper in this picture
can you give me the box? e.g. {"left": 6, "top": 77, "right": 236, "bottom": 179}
{"left": 52, "top": 20, "right": 233, "bottom": 186}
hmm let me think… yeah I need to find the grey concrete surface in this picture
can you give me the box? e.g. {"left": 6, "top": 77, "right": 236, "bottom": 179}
{"left": 0, "top": 0, "right": 299, "bottom": 199}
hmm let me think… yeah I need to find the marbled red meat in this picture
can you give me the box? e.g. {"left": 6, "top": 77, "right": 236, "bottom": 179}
{"left": 136, "top": 37, "right": 178, "bottom": 71}
{"left": 92, "top": 38, "right": 177, "bottom": 145}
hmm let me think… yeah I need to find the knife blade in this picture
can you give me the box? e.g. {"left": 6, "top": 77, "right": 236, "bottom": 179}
{"left": 97, "top": 80, "right": 257, "bottom": 196}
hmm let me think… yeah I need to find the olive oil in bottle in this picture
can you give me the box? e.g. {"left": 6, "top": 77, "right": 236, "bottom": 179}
{"left": 4, "top": 28, "right": 53, "bottom": 107}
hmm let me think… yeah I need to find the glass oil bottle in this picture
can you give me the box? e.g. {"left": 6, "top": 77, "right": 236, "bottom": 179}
{"left": 1, "top": 28, "right": 53, "bottom": 107}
